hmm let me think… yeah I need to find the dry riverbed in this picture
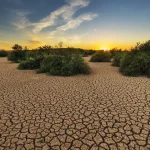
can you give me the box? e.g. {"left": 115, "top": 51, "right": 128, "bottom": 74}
{"left": 0, "top": 57, "right": 150, "bottom": 150}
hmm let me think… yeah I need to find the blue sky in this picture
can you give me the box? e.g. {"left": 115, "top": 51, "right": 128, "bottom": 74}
{"left": 0, "top": 0, "right": 150, "bottom": 50}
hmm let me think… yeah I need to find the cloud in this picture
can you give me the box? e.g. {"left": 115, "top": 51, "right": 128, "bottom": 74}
{"left": 12, "top": 11, "right": 31, "bottom": 29}
{"left": 13, "top": 0, "right": 95, "bottom": 32}
{"left": 48, "top": 32, "right": 89, "bottom": 45}
{"left": 47, "top": 13, "right": 97, "bottom": 38}
{"left": 13, "top": 0, "right": 98, "bottom": 40}
{"left": 57, "top": 13, "right": 98, "bottom": 31}
{"left": 32, "top": 5, "right": 69, "bottom": 33}
{"left": 32, "top": 0, "right": 91, "bottom": 33}
{"left": 28, "top": 40, "right": 42, "bottom": 44}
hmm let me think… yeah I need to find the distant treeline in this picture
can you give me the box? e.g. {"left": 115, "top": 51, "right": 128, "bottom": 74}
{"left": 6, "top": 45, "right": 93, "bottom": 76}
{"left": 0, "top": 44, "right": 97, "bottom": 57}
{"left": 1, "top": 40, "right": 150, "bottom": 77}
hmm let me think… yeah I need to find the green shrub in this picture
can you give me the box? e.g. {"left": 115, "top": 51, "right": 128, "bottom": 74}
{"left": 90, "top": 51, "right": 110, "bottom": 62}
{"left": 26, "top": 50, "right": 45, "bottom": 62}
{"left": 0, "top": 50, "right": 8, "bottom": 57}
{"left": 134, "top": 40, "right": 150, "bottom": 54}
{"left": 110, "top": 48, "right": 122, "bottom": 58}
{"left": 30, "top": 47, "right": 96, "bottom": 58}
{"left": 18, "top": 57, "right": 43, "bottom": 70}
{"left": 112, "top": 52, "right": 127, "bottom": 67}
{"left": 61, "top": 53, "right": 90, "bottom": 75}
{"left": 12, "top": 44, "right": 22, "bottom": 51}
{"left": 120, "top": 51, "right": 150, "bottom": 77}
{"left": 7, "top": 50, "right": 27, "bottom": 63}
{"left": 80, "top": 50, "right": 96, "bottom": 57}
{"left": 38, "top": 54, "right": 90, "bottom": 76}
{"left": 38, "top": 55, "right": 63, "bottom": 74}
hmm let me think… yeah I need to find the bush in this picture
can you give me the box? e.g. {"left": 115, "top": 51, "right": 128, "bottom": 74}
{"left": 38, "top": 55, "right": 63, "bottom": 74}
{"left": 112, "top": 52, "right": 127, "bottom": 67}
{"left": 12, "top": 44, "right": 22, "bottom": 51}
{"left": 120, "top": 50, "right": 150, "bottom": 77}
{"left": 80, "top": 50, "right": 96, "bottom": 57}
{"left": 60, "top": 53, "right": 90, "bottom": 75}
{"left": 18, "top": 57, "right": 43, "bottom": 70}
{"left": 0, "top": 50, "right": 8, "bottom": 57}
{"left": 8, "top": 50, "right": 27, "bottom": 63}
{"left": 119, "top": 41, "right": 150, "bottom": 77}
{"left": 90, "top": 51, "right": 111, "bottom": 62}
{"left": 38, "top": 54, "right": 90, "bottom": 76}
{"left": 134, "top": 40, "right": 150, "bottom": 54}
{"left": 110, "top": 48, "right": 122, "bottom": 58}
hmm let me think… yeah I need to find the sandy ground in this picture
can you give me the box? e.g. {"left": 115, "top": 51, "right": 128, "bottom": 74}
{"left": 0, "top": 57, "right": 150, "bottom": 150}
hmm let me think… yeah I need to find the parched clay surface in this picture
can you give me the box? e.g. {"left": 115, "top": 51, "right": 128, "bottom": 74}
{"left": 0, "top": 57, "right": 150, "bottom": 150}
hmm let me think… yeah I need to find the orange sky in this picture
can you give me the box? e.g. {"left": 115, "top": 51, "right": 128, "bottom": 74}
{"left": 0, "top": 0, "right": 150, "bottom": 50}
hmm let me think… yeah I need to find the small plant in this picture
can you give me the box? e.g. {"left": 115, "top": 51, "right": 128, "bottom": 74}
{"left": 12, "top": 44, "right": 22, "bottom": 51}
{"left": 120, "top": 41, "right": 150, "bottom": 77}
{"left": 81, "top": 50, "right": 96, "bottom": 57}
{"left": 7, "top": 50, "right": 27, "bottom": 63}
{"left": 7, "top": 44, "right": 28, "bottom": 63}
{"left": 26, "top": 50, "right": 45, "bottom": 60}
{"left": 112, "top": 52, "right": 127, "bottom": 67}
{"left": 90, "top": 51, "right": 110, "bottom": 62}
{"left": 0, "top": 50, "right": 8, "bottom": 57}
{"left": 38, "top": 54, "right": 90, "bottom": 76}
{"left": 18, "top": 57, "right": 43, "bottom": 70}
{"left": 110, "top": 48, "right": 122, "bottom": 58}
{"left": 38, "top": 55, "right": 63, "bottom": 74}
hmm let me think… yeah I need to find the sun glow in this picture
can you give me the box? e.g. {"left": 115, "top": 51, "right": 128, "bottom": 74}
{"left": 100, "top": 46, "right": 110, "bottom": 51}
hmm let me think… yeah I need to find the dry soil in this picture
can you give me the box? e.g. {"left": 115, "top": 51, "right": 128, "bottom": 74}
{"left": 0, "top": 57, "right": 150, "bottom": 150}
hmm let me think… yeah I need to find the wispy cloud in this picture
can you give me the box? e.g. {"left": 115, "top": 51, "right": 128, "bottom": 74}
{"left": 12, "top": 11, "right": 31, "bottom": 29}
{"left": 57, "top": 13, "right": 98, "bottom": 31}
{"left": 28, "top": 39, "right": 42, "bottom": 44}
{"left": 32, "top": 0, "right": 91, "bottom": 33}
{"left": 48, "top": 32, "right": 89, "bottom": 45}
{"left": 48, "top": 13, "right": 97, "bottom": 38}
{"left": 13, "top": 0, "right": 98, "bottom": 35}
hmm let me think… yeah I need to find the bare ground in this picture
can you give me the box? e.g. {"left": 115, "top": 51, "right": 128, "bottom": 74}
{"left": 0, "top": 57, "right": 150, "bottom": 150}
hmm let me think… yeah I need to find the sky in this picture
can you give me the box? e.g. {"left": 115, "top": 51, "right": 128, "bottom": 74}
{"left": 0, "top": 0, "right": 150, "bottom": 50}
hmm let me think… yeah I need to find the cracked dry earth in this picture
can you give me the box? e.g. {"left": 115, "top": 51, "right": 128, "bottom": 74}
{"left": 0, "top": 57, "right": 150, "bottom": 150}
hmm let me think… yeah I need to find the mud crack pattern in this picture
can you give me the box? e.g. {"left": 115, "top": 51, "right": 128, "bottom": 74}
{"left": 0, "top": 57, "right": 150, "bottom": 150}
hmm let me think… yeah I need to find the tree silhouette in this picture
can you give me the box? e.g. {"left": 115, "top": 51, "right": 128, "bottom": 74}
{"left": 38, "top": 45, "right": 52, "bottom": 50}
{"left": 24, "top": 46, "right": 29, "bottom": 50}
{"left": 12, "top": 44, "right": 22, "bottom": 51}
{"left": 58, "top": 42, "right": 63, "bottom": 48}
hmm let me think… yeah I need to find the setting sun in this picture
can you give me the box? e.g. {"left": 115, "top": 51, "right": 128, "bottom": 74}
{"left": 100, "top": 47, "right": 110, "bottom": 51}
{"left": 0, "top": 0, "right": 150, "bottom": 149}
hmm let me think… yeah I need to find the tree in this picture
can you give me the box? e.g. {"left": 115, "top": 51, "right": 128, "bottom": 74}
{"left": 38, "top": 45, "right": 52, "bottom": 50}
{"left": 12, "top": 44, "right": 22, "bottom": 51}
{"left": 58, "top": 42, "right": 63, "bottom": 48}
{"left": 24, "top": 46, "right": 29, "bottom": 50}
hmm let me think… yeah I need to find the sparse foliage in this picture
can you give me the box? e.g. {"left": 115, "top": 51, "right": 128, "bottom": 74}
{"left": 12, "top": 44, "right": 22, "bottom": 51}
{"left": 120, "top": 41, "right": 150, "bottom": 77}
{"left": 38, "top": 54, "right": 90, "bottom": 76}
{"left": 90, "top": 51, "right": 111, "bottom": 62}
{"left": 112, "top": 52, "right": 127, "bottom": 67}
{"left": 58, "top": 42, "right": 63, "bottom": 48}
{"left": 18, "top": 57, "right": 42, "bottom": 70}
{"left": 8, "top": 50, "right": 27, "bottom": 63}
{"left": 0, "top": 50, "right": 8, "bottom": 57}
